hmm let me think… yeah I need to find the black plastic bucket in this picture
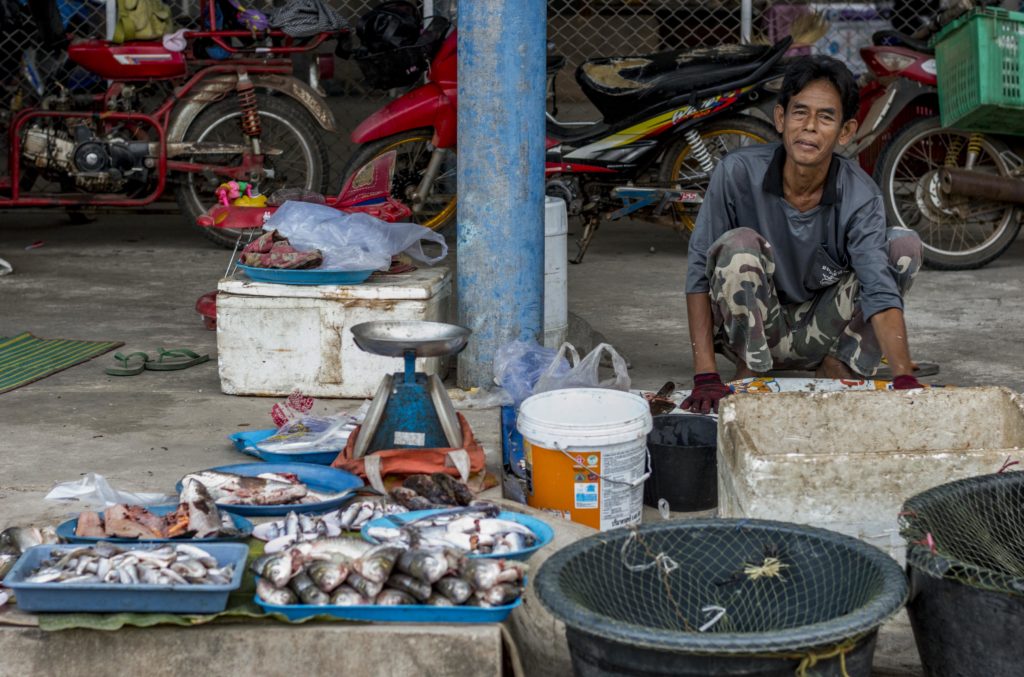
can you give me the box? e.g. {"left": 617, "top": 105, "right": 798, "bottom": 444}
{"left": 565, "top": 627, "right": 878, "bottom": 677}
{"left": 643, "top": 415, "right": 717, "bottom": 512}
{"left": 536, "top": 519, "right": 908, "bottom": 677}
{"left": 908, "top": 568, "right": 1024, "bottom": 677}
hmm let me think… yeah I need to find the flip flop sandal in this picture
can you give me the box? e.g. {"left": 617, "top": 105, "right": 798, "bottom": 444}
{"left": 144, "top": 347, "right": 211, "bottom": 371}
{"left": 104, "top": 351, "right": 151, "bottom": 376}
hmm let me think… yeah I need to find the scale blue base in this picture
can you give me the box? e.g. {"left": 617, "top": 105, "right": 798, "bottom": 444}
{"left": 367, "top": 371, "right": 450, "bottom": 451}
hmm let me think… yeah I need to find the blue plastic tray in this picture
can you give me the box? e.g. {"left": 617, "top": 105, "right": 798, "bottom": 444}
{"left": 237, "top": 264, "right": 374, "bottom": 286}
{"left": 228, "top": 429, "right": 341, "bottom": 465}
{"left": 254, "top": 590, "right": 522, "bottom": 623}
{"left": 176, "top": 462, "right": 363, "bottom": 517}
{"left": 361, "top": 509, "right": 554, "bottom": 561}
{"left": 55, "top": 504, "right": 254, "bottom": 544}
{"left": 4, "top": 543, "right": 248, "bottom": 614}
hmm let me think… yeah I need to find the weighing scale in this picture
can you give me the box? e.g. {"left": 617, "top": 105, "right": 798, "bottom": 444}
{"left": 350, "top": 321, "right": 471, "bottom": 458}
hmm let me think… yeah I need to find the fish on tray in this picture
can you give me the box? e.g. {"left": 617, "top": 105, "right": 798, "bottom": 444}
{"left": 364, "top": 505, "right": 539, "bottom": 555}
{"left": 253, "top": 500, "right": 410, "bottom": 553}
{"left": 252, "top": 538, "right": 525, "bottom": 608}
{"left": 180, "top": 470, "right": 340, "bottom": 506}
{"left": 73, "top": 480, "right": 239, "bottom": 540}
{"left": 25, "top": 543, "right": 234, "bottom": 585}
{"left": 0, "top": 526, "right": 60, "bottom": 579}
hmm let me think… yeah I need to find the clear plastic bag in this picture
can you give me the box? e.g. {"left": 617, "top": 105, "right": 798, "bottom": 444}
{"left": 44, "top": 473, "right": 175, "bottom": 507}
{"left": 256, "top": 414, "right": 360, "bottom": 454}
{"left": 493, "top": 339, "right": 577, "bottom": 406}
{"left": 264, "top": 201, "right": 448, "bottom": 271}
{"left": 533, "top": 342, "right": 630, "bottom": 394}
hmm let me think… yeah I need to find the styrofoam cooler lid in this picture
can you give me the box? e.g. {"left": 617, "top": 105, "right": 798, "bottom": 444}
{"left": 545, "top": 196, "right": 568, "bottom": 237}
{"left": 518, "top": 388, "right": 652, "bottom": 447}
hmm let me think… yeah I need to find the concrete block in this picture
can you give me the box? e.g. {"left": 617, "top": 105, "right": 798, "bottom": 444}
{"left": 718, "top": 387, "right": 1024, "bottom": 561}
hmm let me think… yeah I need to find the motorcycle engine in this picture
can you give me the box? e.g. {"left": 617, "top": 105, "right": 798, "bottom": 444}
{"left": 21, "top": 123, "right": 152, "bottom": 192}
{"left": 545, "top": 177, "right": 583, "bottom": 216}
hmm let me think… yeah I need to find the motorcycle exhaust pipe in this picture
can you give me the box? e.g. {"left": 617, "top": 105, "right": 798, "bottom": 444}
{"left": 939, "top": 167, "right": 1024, "bottom": 205}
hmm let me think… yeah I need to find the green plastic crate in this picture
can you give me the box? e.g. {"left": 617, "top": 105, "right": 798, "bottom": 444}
{"left": 933, "top": 8, "right": 1024, "bottom": 135}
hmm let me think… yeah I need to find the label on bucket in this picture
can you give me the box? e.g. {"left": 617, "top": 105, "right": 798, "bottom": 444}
{"left": 574, "top": 482, "right": 599, "bottom": 509}
{"left": 599, "top": 447, "right": 645, "bottom": 531}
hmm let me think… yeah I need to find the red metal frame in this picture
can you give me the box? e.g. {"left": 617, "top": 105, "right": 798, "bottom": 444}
{"left": 0, "top": 0, "right": 344, "bottom": 207}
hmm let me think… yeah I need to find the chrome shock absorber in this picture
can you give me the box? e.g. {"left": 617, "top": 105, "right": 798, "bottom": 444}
{"left": 964, "top": 133, "right": 984, "bottom": 170}
{"left": 684, "top": 128, "right": 715, "bottom": 175}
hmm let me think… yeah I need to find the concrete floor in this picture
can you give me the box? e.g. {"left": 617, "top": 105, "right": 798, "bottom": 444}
{"left": 1, "top": 209, "right": 1023, "bottom": 676}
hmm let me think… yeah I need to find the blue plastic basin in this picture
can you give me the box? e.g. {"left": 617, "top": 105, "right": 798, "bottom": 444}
{"left": 228, "top": 429, "right": 342, "bottom": 465}
{"left": 361, "top": 509, "right": 554, "bottom": 561}
{"left": 4, "top": 543, "right": 248, "bottom": 614}
{"left": 255, "top": 587, "right": 522, "bottom": 623}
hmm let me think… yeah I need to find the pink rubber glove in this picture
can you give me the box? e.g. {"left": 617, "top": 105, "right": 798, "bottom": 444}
{"left": 893, "top": 374, "right": 923, "bottom": 390}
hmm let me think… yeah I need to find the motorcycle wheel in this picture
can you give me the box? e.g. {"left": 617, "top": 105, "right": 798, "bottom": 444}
{"left": 175, "top": 93, "right": 330, "bottom": 249}
{"left": 340, "top": 128, "right": 457, "bottom": 233}
{"left": 875, "top": 117, "right": 1021, "bottom": 270}
{"left": 657, "top": 116, "right": 779, "bottom": 233}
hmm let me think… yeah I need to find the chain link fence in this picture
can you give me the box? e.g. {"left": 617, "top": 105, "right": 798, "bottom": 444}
{"left": 0, "top": 0, "right": 974, "bottom": 191}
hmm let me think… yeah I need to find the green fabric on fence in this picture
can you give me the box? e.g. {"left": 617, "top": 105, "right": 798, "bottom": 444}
{"left": 0, "top": 333, "right": 123, "bottom": 395}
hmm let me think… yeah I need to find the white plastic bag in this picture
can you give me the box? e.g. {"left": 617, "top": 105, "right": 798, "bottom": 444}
{"left": 256, "top": 414, "right": 359, "bottom": 453}
{"left": 533, "top": 342, "right": 630, "bottom": 394}
{"left": 264, "top": 201, "right": 448, "bottom": 271}
{"left": 44, "top": 473, "right": 175, "bottom": 507}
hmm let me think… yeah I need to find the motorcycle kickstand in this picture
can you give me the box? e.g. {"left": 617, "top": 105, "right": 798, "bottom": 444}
{"left": 571, "top": 213, "right": 600, "bottom": 264}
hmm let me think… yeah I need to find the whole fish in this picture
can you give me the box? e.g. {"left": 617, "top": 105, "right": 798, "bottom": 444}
{"left": 460, "top": 558, "right": 502, "bottom": 591}
{"left": 256, "top": 578, "right": 297, "bottom": 606}
{"left": 0, "top": 553, "right": 18, "bottom": 580}
{"left": 292, "top": 537, "right": 372, "bottom": 562}
{"left": 24, "top": 544, "right": 231, "bottom": 586}
{"left": 385, "top": 573, "right": 432, "bottom": 602}
{"left": 353, "top": 544, "right": 404, "bottom": 584}
{"left": 180, "top": 471, "right": 307, "bottom": 505}
{"left": 257, "top": 552, "right": 295, "bottom": 588}
{"left": 375, "top": 588, "right": 416, "bottom": 606}
{"left": 290, "top": 571, "right": 329, "bottom": 605}
{"left": 476, "top": 583, "right": 522, "bottom": 606}
{"left": 179, "top": 479, "right": 223, "bottom": 539}
{"left": 330, "top": 585, "right": 368, "bottom": 606}
{"left": 435, "top": 575, "right": 473, "bottom": 604}
{"left": 396, "top": 548, "right": 449, "bottom": 585}
{"left": 430, "top": 473, "right": 476, "bottom": 506}
{"left": 426, "top": 592, "right": 455, "bottom": 606}
{"left": 308, "top": 558, "right": 350, "bottom": 593}
{"left": 346, "top": 571, "right": 384, "bottom": 600}
{"left": 389, "top": 487, "right": 435, "bottom": 511}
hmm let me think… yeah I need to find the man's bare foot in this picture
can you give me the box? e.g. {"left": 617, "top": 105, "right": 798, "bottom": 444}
{"left": 815, "top": 355, "right": 855, "bottom": 379}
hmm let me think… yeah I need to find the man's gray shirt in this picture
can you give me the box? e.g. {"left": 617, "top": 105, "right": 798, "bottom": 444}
{"left": 685, "top": 142, "right": 903, "bottom": 320}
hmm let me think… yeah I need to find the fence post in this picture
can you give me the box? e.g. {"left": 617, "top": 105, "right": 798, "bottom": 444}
{"left": 456, "top": 0, "right": 546, "bottom": 388}
{"left": 741, "top": 0, "right": 753, "bottom": 44}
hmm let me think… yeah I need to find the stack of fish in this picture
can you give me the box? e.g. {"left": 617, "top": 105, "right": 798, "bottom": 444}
{"left": 0, "top": 526, "right": 59, "bottom": 579}
{"left": 253, "top": 538, "right": 525, "bottom": 607}
{"left": 180, "top": 470, "right": 342, "bottom": 506}
{"left": 389, "top": 473, "right": 476, "bottom": 510}
{"left": 25, "top": 543, "right": 234, "bottom": 585}
{"left": 74, "top": 479, "right": 237, "bottom": 540}
{"left": 253, "top": 500, "right": 409, "bottom": 553}
{"left": 366, "top": 505, "right": 539, "bottom": 556}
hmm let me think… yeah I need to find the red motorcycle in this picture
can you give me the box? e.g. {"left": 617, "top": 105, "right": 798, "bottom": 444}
{"left": 1, "top": 0, "right": 342, "bottom": 247}
{"left": 341, "top": 18, "right": 792, "bottom": 262}
{"left": 847, "top": 0, "right": 1021, "bottom": 269}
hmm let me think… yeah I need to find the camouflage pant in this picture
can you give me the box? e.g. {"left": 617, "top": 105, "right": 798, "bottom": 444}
{"left": 706, "top": 227, "right": 923, "bottom": 376}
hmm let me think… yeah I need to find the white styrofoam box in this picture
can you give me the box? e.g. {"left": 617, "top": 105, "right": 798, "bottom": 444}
{"left": 217, "top": 267, "right": 451, "bottom": 398}
{"left": 718, "top": 387, "right": 1024, "bottom": 562}
{"left": 544, "top": 196, "right": 569, "bottom": 349}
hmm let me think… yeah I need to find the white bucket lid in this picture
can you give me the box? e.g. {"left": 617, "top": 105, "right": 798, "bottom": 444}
{"left": 517, "top": 388, "right": 653, "bottom": 447}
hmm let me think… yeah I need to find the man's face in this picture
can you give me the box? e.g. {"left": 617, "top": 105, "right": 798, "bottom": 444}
{"left": 773, "top": 78, "right": 858, "bottom": 168}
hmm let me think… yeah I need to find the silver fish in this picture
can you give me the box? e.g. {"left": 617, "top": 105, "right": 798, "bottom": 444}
{"left": 396, "top": 548, "right": 449, "bottom": 585}
{"left": 385, "top": 573, "right": 431, "bottom": 602}
{"left": 329, "top": 585, "right": 367, "bottom": 606}
{"left": 476, "top": 583, "right": 522, "bottom": 606}
{"left": 290, "top": 571, "right": 329, "bottom": 605}
{"left": 346, "top": 571, "right": 384, "bottom": 600}
{"left": 375, "top": 588, "right": 415, "bottom": 606}
{"left": 260, "top": 553, "right": 295, "bottom": 588}
{"left": 354, "top": 544, "right": 404, "bottom": 584}
{"left": 308, "top": 558, "right": 350, "bottom": 594}
{"left": 256, "top": 578, "right": 297, "bottom": 606}
{"left": 435, "top": 575, "right": 473, "bottom": 604}
{"left": 459, "top": 558, "right": 502, "bottom": 591}
{"left": 427, "top": 592, "right": 455, "bottom": 606}
{"left": 0, "top": 553, "right": 18, "bottom": 579}
{"left": 180, "top": 471, "right": 307, "bottom": 505}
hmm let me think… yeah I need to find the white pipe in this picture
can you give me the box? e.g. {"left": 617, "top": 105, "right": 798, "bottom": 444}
{"left": 423, "top": 0, "right": 434, "bottom": 21}
{"left": 740, "top": 0, "right": 752, "bottom": 45}
{"left": 106, "top": 0, "right": 116, "bottom": 40}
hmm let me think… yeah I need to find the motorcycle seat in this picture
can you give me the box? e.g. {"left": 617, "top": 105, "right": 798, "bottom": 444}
{"left": 546, "top": 119, "right": 609, "bottom": 144}
{"left": 576, "top": 43, "right": 772, "bottom": 123}
{"left": 871, "top": 30, "right": 934, "bottom": 55}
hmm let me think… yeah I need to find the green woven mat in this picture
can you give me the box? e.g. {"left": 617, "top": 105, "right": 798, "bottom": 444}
{"left": 0, "top": 333, "right": 123, "bottom": 395}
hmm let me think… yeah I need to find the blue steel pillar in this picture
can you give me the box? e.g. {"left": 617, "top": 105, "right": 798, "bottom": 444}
{"left": 456, "top": 0, "right": 547, "bottom": 388}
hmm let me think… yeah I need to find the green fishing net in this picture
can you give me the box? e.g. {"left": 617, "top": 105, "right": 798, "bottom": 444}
{"left": 901, "top": 471, "right": 1024, "bottom": 596}
{"left": 535, "top": 519, "right": 907, "bottom": 654}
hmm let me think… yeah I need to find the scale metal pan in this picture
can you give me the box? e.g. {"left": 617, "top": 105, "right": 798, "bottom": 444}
{"left": 351, "top": 321, "right": 471, "bottom": 358}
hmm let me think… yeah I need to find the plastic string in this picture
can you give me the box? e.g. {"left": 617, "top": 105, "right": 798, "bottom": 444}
{"left": 698, "top": 605, "right": 726, "bottom": 632}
